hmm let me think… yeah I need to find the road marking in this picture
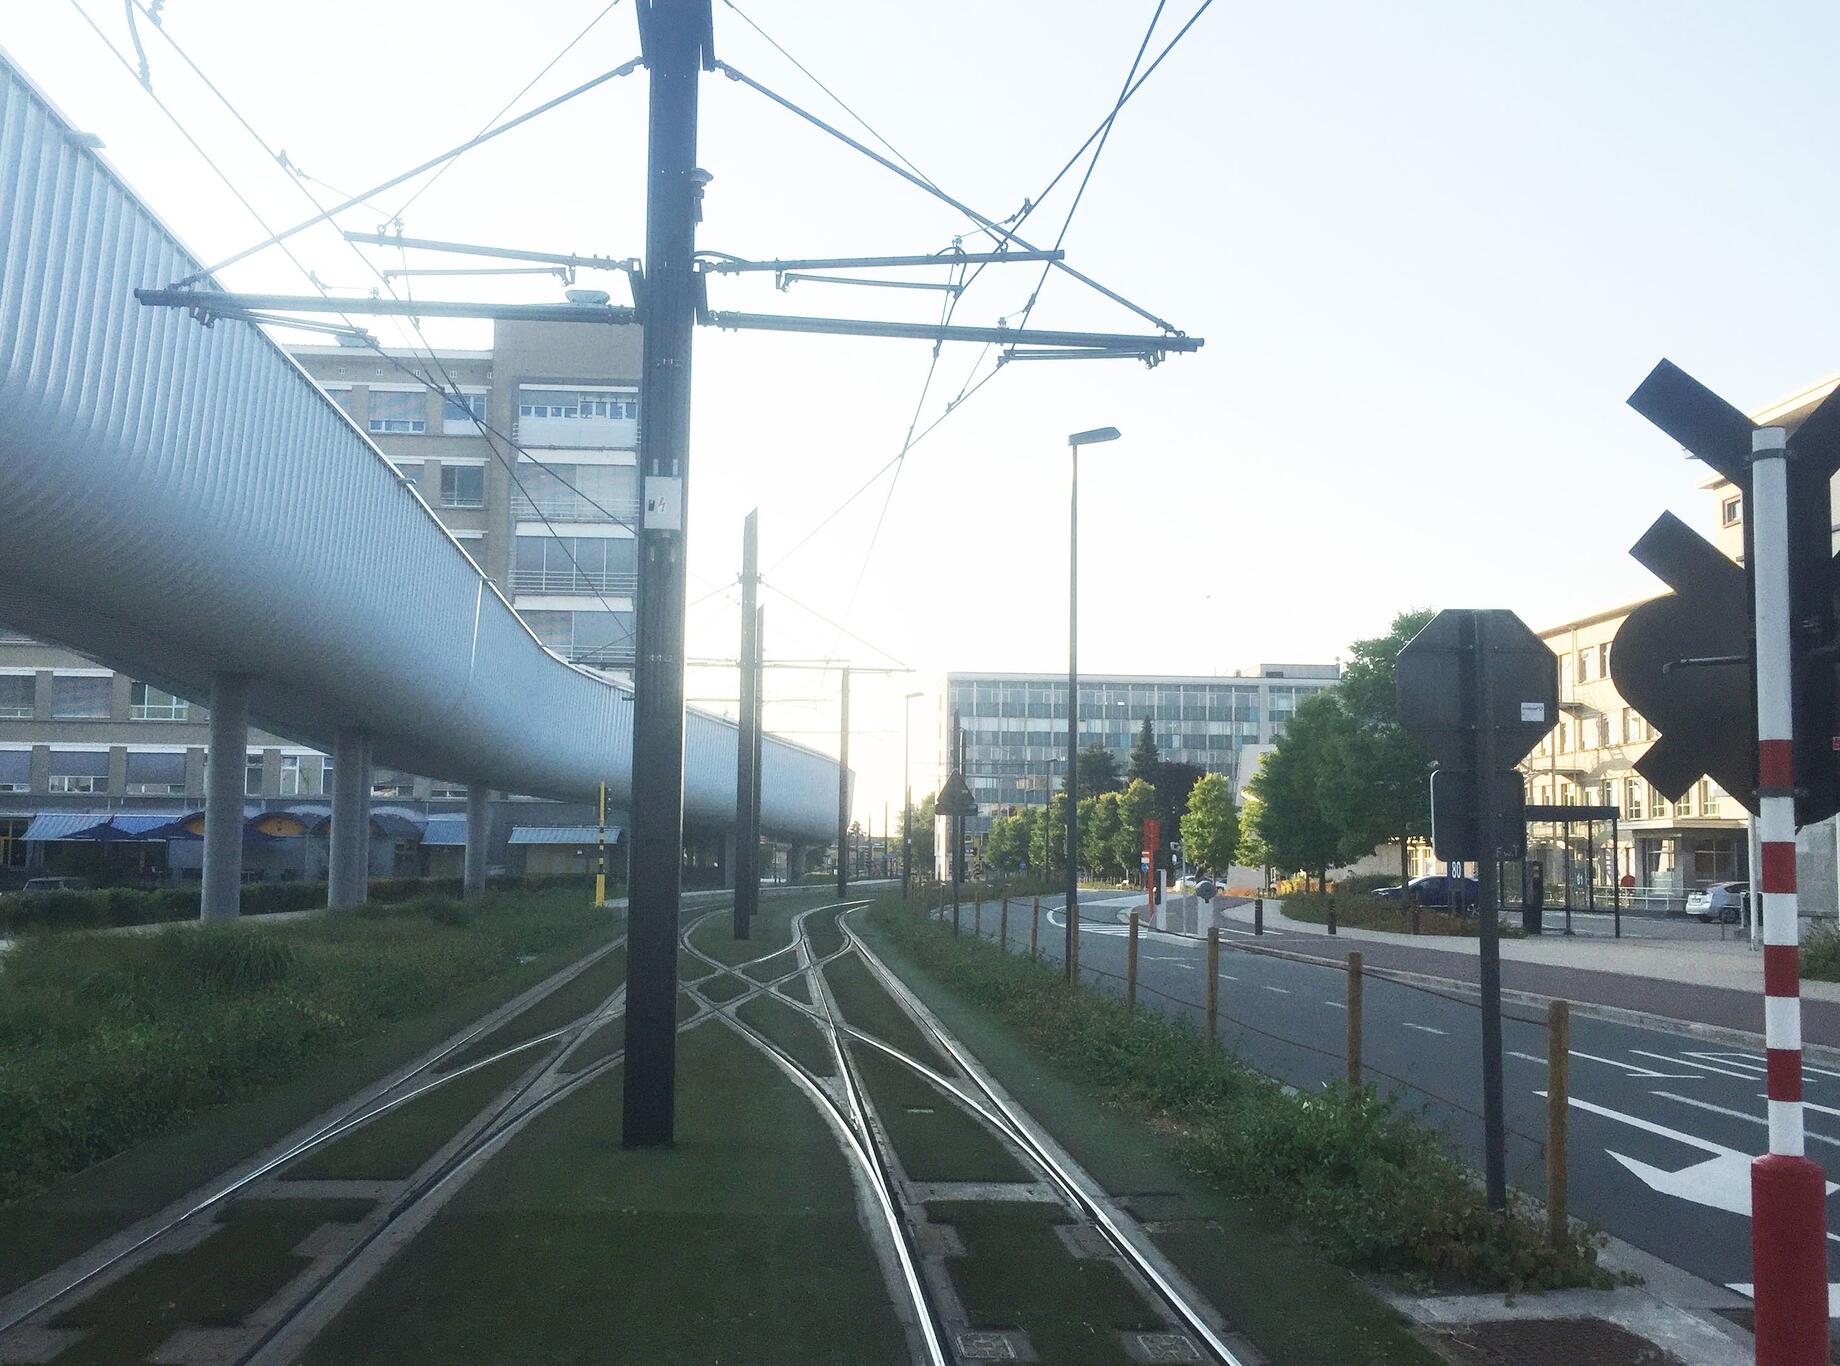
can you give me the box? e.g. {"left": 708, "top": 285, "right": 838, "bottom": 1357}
{"left": 1683, "top": 1050, "right": 1765, "bottom": 1074}
{"left": 1724, "top": 1284, "right": 1840, "bottom": 1315}
{"left": 1714, "top": 1050, "right": 1840, "bottom": 1081}
{"left": 1508, "top": 1050, "right": 1546, "bottom": 1067}
{"left": 1652, "top": 1091, "right": 1840, "bottom": 1150}
{"left": 1798, "top": 1099, "right": 1840, "bottom": 1119}
{"left": 1262, "top": 985, "right": 1291, "bottom": 995}
{"left": 1563, "top": 1048, "right": 1698, "bottom": 1079}
{"left": 1627, "top": 1049, "right": 1758, "bottom": 1080}
{"left": 1220, "top": 973, "right": 1239, "bottom": 981}
{"left": 1324, "top": 1000, "right": 1346, "bottom": 1010}
{"left": 1403, "top": 1023, "right": 1448, "bottom": 1036}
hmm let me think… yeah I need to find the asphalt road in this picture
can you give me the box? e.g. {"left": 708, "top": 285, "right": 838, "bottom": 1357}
{"left": 953, "top": 891, "right": 1840, "bottom": 1311}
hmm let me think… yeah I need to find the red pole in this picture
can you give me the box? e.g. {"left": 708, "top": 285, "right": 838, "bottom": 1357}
{"left": 1748, "top": 423, "right": 1828, "bottom": 1365}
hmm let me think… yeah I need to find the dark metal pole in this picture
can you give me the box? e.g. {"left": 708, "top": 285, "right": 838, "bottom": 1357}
{"left": 622, "top": 0, "right": 707, "bottom": 1150}
{"left": 734, "top": 510, "right": 758, "bottom": 938}
{"left": 1612, "top": 815, "right": 1621, "bottom": 939}
{"left": 1064, "top": 439, "right": 1080, "bottom": 982}
{"left": 752, "top": 604, "right": 764, "bottom": 896}
{"left": 1472, "top": 612, "right": 1508, "bottom": 1210}
{"left": 901, "top": 699, "right": 912, "bottom": 898}
{"left": 837, "top": 664, "right": 850, "bottom": 899}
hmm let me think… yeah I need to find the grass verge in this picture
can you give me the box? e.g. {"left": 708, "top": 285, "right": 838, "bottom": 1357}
{"left": 434, "top": 945, "right": 626, "bottom": 1073}
{"left": 1282, "top": 890, "right": 1485, "bottom": 936}
{"left": 301, "top": 1022, "right": 908, "bottom": 1364}
{"left": 734, "top": 993, "right": 834, "bottom": 1076}
{"left": 849, "top": 1044, "right": 1027, "bottom": 1183}
{"left": 859, "top": 896, "right": 1610, "bottom": 1329}
{"left": 822, "top": 952, "right": 952, "bottom": 1072}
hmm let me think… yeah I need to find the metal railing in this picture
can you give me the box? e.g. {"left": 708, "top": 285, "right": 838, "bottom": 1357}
{"left": 509, "top": 569, "right": 637, "bottom": 596}
{"left": 510, "top": 492, "right": 640, "bottom": 522}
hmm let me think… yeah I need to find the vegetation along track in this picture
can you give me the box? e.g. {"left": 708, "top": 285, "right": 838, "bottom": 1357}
{"left": 684, "top": 899, "right": 1249, "bottom": 1366}
{"left": 0, "top": 893, "right": 705, "bottom": 1365}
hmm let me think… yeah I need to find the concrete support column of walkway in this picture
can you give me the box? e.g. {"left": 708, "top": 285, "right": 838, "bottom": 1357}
{"left": 328, "top": 727, "right": 371, "bottom": 908}
{"left": 464, "top": 785, "right": 490, "bottom": 899}
{"left": 789, "top": 844, "right": 805, "bottom": 886}
{"left": 201, "top": 672, "right": 250, "bottom": 922}
{"left": 720, "top": 831, "right": 737, "bottom": 890}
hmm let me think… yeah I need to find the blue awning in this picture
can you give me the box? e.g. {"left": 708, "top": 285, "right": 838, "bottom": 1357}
{"left": 508, "top": 825, "right": 622, "bottom": 845}
{"left": 22, "top": 813, "right": 112, "bottom": 841}
{"left": 422, "top": 816, "right": 467, "bottom": 846}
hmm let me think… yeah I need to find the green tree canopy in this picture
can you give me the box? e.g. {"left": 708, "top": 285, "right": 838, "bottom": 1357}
{"left": 1327, "top": 608, "right": 1436, "bottom": 877}
{"left": 1129, "top": 717, "right": 1160, "bottom": 784}
{"left": 1246, "top": 693, "right": 1348, "bottom": 884}
{"left": 902, "top": 792, "right": 937, "bottom": 876}
{"left": 1153, "top": 760, "right": 1206, "bottom": 862}
{"left": 1030, "top": 793, "right": 1067, "bottom": 877}
{"left": 1237, "top": 792, "right": 1271, "bottom": 872}
{"left": 982, "top": 810, "right": 1029, "bottom": 874}
{"left": 1080, "top": 790, "right": 1124, "bottom": 879}
{"left": 1179, "top": 773, "right": 1239, "bottom": 873}
{"left": 1076, "top": 743, "right": 1124, "bottom": 799}
{"left": 1113, "top": 778, "right": 1158, "bottom": 878}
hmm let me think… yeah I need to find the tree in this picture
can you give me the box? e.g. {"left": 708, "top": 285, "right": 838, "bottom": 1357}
{"left": 1113, "top": 777, "right": 1158, "bottom": 883}
{"left": 1180, "top": 773, "right": 1239, "bottom": 873}
{"left": 1081, "top": 790, "right": 1124, "bottom": 879}
{"left": 1029, "top": 793, "right": 1067, "bottom": 877}
{"left": 1076, "top": 743, "right": 1123, "bottom": 799}
{"left": 983, "top": 810, "right": 1028, "bottom": 874}
{"left": 1329, "top": 609, "right": 1436, "bottom": 890}
{"left": 1129, "top": 717, "right": 1160, "bottom": 784}
{"left": 1238, "top": 792, "right": 1272, "bottom": 878}
{"left": 901, "top": 792, "right": 936, "bottom": 877}
{"left": 1247, "top": 693, "right": 1348, "bottom": 888}
{"left": 1153, "top": 759, "right": 1206, "bottom": 866}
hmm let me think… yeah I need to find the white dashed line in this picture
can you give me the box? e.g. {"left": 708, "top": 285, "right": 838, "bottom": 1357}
{"left": 1262, "top": 985, "right": 1291, "bottom": 996}
{"left": 1402, "top": 1023, "right": 1448, "bottom": 1036}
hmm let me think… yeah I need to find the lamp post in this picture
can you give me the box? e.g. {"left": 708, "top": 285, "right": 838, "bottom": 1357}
{"left": 1064, "top": 426, "right": 1120, "bottom": 981}
{"left": 902, "top": 690, "right": 923, "bottom": 897}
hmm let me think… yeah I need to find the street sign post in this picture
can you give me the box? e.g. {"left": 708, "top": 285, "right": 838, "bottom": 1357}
{"left": 1398, "top": 607, "right": 1557, "bottom": 1212}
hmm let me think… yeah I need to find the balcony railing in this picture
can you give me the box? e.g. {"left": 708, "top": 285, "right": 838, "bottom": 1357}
{"left": 569, "top": 644, "right": 636, "bottom": 666}
{"left": 511, "top": 492, "right": 640, "bottom": 523}
{"left": 510, "top": 569, "right": 638, "bottom": 596}
{"left": 512, "top": 415, "right": 638, "bottom": 450}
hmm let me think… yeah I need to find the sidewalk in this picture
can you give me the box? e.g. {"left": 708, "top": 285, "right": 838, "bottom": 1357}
{"left": 1219, "top": 897, "right": 1840, "bottom": 1049}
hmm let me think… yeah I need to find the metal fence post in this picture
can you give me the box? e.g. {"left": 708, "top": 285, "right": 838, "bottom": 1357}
{"left": 975, "top": 891, "right": 983, "bottom": 939}
{"left": 1031, "top": 896, "right": 1040, "bottom": 959}
{"left": 1548, "top": 999, "right": 1570, "bottom": 1246}
{"left": 1000, "top": 896, "right": 1009, "bottom": 952}
{"left": 1346, "top": 951, "right": 1363, "bottom": 1086}
{"left": 952, "top": 890, "right": 960, "bottom": 937}
{"left": 1126, "top": 911, "right": 1140, "bottom": 1013}
{"left": 1206, "top": 926, "right": 1220, "bottom": 1046}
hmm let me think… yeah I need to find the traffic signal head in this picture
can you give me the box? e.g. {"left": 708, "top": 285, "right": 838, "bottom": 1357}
{"left": 1617, "top": 361, "right": 1840, "bottom": 826}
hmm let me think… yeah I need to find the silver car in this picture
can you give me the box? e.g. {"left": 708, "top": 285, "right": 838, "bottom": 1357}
{"left": 1685, "top": 882, "right": 1747, "bottom": 924}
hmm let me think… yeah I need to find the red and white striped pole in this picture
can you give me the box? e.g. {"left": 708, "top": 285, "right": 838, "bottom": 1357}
{"left": 1749, "top": 422, "right": 1830, "bottom": 1365}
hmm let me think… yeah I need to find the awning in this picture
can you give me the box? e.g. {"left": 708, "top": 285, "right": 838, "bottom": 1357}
{"left": 22, "top": 812, "right": 113, "bottom": 841}
{"left": 508, "top": 825, "right": 622, "bottom": 846}
{"left": 422, "top": 816, "right": 467, "bottom": 846}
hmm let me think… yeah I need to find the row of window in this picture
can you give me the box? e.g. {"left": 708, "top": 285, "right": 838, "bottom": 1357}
{"left": 0, "top": 748, "right": 462, "bottom": 799}
{"left": 1535, "top": 707, "right": 1651, "bottom": 756}
{"left": 1531, "top": 775, "right": 1720, "bottom": 821}
{"left": 337, "top": 387, "right": 488, "bottom": 435}
{"left": 517, "top": 390, "right": 637, "bottom": 421}
{"left": 0, "top": 677, "right": 188, "bottom": 723}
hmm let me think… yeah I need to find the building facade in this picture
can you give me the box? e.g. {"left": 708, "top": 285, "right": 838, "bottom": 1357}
{"left": 938, "top": 665, "right": 1341, "bottom": 833}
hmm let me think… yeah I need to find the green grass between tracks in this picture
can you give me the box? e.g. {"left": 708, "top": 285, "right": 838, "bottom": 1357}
{"left": 822, "top": 952, "right": 953, "bottom": 1073}
{"left": 695, "top": 970, "right": 752, "bottom": 1004}
{"left": 803, "top": 903, "right": 846, "bottom": 960}
{"left": 282, "top": 1051, "right": 534, "bottom": 1182}
{"left": 46, "top": 1197, "right": 375, "bottom": 1365}
{"left": 928, "top": 1200, "right": 1162, "bottom": 1364}
{"left": 855, "top": 894, "right": 1519, "bottom": 1366}
{"left": 0, "top": 891, "right": 619, "bottom": 1298}
{"left": 848, "top": 1042, "right": 1027, "bottom": 1183}
{"left": 683, "top": 890, "right": 833, "bottom": 969}
{"left": 434, "top": 946, "right": 626, "bottom": 1074}
{"left": 778, "top": 972, "right": 813, "bottom": 1004}
{"left": 733, "top": 993, "right": 834, "bottom": 1076}
{"left": 301, "top": 1021, "right": 909, "bottom": 1365}
{"left": 558, "top": 1014, "right": 626, "bottom": 1074}
{"left": 741, "top": 943, "right": 800, "bottom": 982}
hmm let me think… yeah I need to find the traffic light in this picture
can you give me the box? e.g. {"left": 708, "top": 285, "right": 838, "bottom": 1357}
{"left": 1615, "top": 361, "right": 1840, "bottom": 827}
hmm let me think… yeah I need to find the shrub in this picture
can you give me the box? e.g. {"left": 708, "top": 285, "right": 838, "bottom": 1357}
{"left": 1283, "top": 889, "right": 1498, "bottom": 938}
{"left": 1335, "top": 872, "right": 1401, "bottom": 895}
{"left": 1805, "top": 921, "right": 1840, "bottom": 982}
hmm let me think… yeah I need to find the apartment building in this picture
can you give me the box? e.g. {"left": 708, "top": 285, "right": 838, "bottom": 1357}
{"left": 0, "top": 319, "right": 645, "bottom": 883}
{"left": 939, "top": 665, "right": 1341, "bottom": 833}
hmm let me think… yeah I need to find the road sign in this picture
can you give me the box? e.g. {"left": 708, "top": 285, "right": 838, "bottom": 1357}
{"left": 936, "top": 769, "right": 976, "bottom": 818}
{"left": 1617, "top": 360, "right": 1840, "bottom": 827}
{"left": 1397, "top": 609, "right": 1558, "bottom": 771}
{"left": 1431, "top": 770, "right": 1526, "bottom": 862}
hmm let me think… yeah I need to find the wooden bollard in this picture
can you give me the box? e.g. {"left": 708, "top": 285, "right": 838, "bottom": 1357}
{"left": 1547, "top": 999, "right": 1570, "bottom": 1246}
{"left": 1205, "top": 926, "right": 1220, "bottom": 1045}
{"left": 1346, "top": 951, "right": 1363, "bottom": 1086}
{"left": 952, "top": 893, "right": 960, "bottom": 937}
{"left": 1327, "top": 897, "right": 1338, "bottom": 935}
{"left": 1030, "top": 897, "right": 1040, "bottom": 959}
{"left": 1126, "top": 911, "right": 1140, "bottom": 1013}
{"left": 1000, "top": 897, "right": 1009, "bottom": 951}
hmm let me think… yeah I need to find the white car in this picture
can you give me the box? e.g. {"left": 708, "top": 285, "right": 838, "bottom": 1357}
{"left": 1684, "top": 882, "right": 1747, "bottom": 924}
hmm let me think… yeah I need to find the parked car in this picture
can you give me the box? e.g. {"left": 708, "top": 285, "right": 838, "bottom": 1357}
{"left": 1372, "top": 875, "right": 1479, "bottom": 910}
{"left": 20, "top": 876, "right": 89, "bottom": 893}
{"left": 1685, "top": 882, "right": 1748, "bottom": 924}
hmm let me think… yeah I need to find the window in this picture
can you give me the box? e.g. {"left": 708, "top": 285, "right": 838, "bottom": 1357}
{"left": 0, "top": 751, "right": 28, "bottom": 793}
{"left": 1624, "top": 777, "right": 1643, "bottom": 820}
{"left": 440, "top": 464, "right": 485, "bottom": 508}
{"left": 371, "top": 770, "right": 416, "bottom": 798}
{"left": 1699, "top": 779, "right": 1717, "bottom": 817}
{"left": 518, "top": 389, "right": 637, "bottom": 420}
{"left": 430, "top": 779, "right": 467, "bottom": 798}
{"left": 513, "top": 534, "right": 636, "bottom": 593}
{"left": 129, "top": 682, "right": 188, "bottom": 721}
{"left": 0, "top": 815, "right": 26, "bottom": 864}
{"left": 280, "top": 754, "right": 329, "bottom": 797}
{"left": 522, "top": 608, "right": 634, "bottom": 666}
{"left": 1597, "top": 642, "right": 1610, "bottom": 677}
{"left": 1575, "top": 649, "right": 1591, "bottom": 682}
{"left": 48, "top": 750, "right": 107, "bottom": 793}
{"left": 246, "top": 751, "right": 266, "bottom": 797}
{"left": 368, "top": 389, "right": 428, "bottom": 434}
{"left": 0, "top": 675, "right": 30, "bottom": 718}
{"left": 1622, "top": 706, "right": 1638, "bottom": 744}
{"left": 51, "top": 675, "right": 111, "bottom": 719}
{"left": 125, "top": 751, "right": 186, "bottom": 795}
{"left": 1722, "top": 495, "right": 1742, "bottom": 527}
{"left": 441, "top": 391, "right": 487, "bottom": 431}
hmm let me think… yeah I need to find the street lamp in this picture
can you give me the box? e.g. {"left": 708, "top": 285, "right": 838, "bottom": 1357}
{"left": 1064, "top": 425, "right": 1120, "bottom": 982}
{"left": 902, "top": 690, "right": 923, "bottom": 898}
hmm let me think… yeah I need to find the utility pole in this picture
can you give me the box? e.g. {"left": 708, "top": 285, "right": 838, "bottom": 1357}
{"left": 752, "top": 604, "right": 764, "bottom": 900}
{"left": 623, "top": 0, "right": 709, "bottom": 1150}
{"left": 733, "top": 510, "right": 759, "bottom": 938}
{"left": 837, "top": 663, "right": 851, "bottom": 898}
{"left": 1471, "top": 610, "right": 1508, "bottom": 1210}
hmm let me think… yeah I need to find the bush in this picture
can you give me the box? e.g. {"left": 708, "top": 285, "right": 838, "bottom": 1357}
{"left": 0, "top": 887, "right": 612, "bottom": 1206}
{"left": 1335, "top": 872, "right": 1402, "bottom": 895}
{"left": 0, "top": 876, "right": 482, "bottom": 937}
{"left": 868, "top": 896, "right": 1607, "bottom": 1293}
{"left": 1805, "top": 921, "right": 1840, "bottom": 982}
{"left": 1283, "top": 890, "right": 1498, "bottom": 938}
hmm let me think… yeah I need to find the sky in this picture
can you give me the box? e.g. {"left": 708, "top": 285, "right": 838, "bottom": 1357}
{"left": 5, "top": 1, "right": 1840, "bottom": 823}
